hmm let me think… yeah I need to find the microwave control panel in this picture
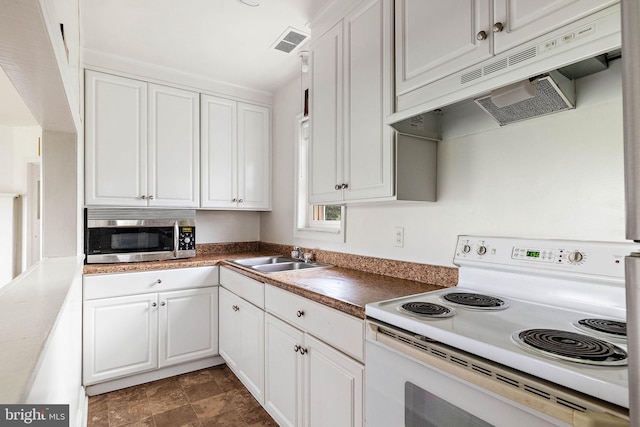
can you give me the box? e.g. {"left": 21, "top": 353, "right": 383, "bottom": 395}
{"left": 178, "top": 226, "right": 196, "bottom": 251}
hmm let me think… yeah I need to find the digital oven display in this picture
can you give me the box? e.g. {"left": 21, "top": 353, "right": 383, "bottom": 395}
{"left": 526, "top": 250, "right": 541, "bottom": 258}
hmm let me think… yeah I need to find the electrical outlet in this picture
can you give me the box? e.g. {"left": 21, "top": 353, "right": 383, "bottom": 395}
{"left": 394, "top": 227, "right": 404, "bottom": 247}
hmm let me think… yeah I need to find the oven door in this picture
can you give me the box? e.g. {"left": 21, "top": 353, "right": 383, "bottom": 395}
{"left": 86, "top": 220, "right": 178, "bottom": 263}
{"left": 365, "top": 321, "right": 628, "bottom": 427}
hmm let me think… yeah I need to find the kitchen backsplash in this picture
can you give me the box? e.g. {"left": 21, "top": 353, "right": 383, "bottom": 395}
{"left": 257, "top": 242, "right": 458, "bottom": 287}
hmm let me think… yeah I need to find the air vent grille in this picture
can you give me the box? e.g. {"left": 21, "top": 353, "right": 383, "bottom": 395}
{"left": 272, "top": 27, "right": 309, "bottom": 53}
{"left": 460, "top": 46, "right": 539, "bottom": 84}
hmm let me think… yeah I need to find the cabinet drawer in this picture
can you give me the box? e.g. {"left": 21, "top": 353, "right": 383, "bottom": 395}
{"left": 84, "top": 266, "right": 219, "bottom": 300}
{"left": 219, "top": 267, "right": 264, "bottom": 309}
{"left": 265, "top": 285, "right": 364, "bottom": 361}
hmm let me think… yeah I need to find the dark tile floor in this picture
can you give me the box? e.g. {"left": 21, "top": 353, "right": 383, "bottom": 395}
{"left": 87, "top": 365, "right": 278, "bottom": 427}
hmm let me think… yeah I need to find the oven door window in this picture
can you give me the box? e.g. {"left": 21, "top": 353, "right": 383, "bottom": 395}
{"left": 405, "top": 382, "right": 493, "bottom": 427}
{"left": 87, "top": 226, "right": 175, "bottom": 254}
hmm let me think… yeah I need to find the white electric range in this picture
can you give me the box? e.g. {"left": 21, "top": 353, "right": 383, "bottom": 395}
{"left": 365, "top": 236, "right": 634, "bottom": 427}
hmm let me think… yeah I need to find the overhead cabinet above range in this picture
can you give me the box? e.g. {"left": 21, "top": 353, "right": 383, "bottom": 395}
{"left": 85, "top": 70, "right": 200, "bottom": 207}
{"left": 395, "top": 0, "right": 619, "bottom": 97}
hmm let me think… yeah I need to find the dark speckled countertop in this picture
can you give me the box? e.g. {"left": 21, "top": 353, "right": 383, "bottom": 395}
{"left": 83, "top": 248, "right": 455, "bottom": 319}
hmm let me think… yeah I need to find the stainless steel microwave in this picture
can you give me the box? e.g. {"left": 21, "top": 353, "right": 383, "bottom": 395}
{"left": 85, "top": 208, "right": 196, "bottom": 264}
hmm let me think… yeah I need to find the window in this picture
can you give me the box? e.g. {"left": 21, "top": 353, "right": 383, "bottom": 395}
{"left": 294, "top": 117, "right": 345, "bottom": 241}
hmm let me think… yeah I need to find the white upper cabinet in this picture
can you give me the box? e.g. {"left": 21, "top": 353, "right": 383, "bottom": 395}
{"left": 201, "top": 95, "right": 271, "bottom": 210}
{"left": 147, "top": 84, "right": 200, "bottom": 207}
{"left": 493, "top": 0, "right": 619, "bottom": 53}
{"left": 309, "top": 0, "right": 394, "bottom": 204}
{"left": 395, "top": 0, "right": 618, "bottom": 96}
{"left": 85, "top": 70, "right": 199, "bottom": 207}
{"left": 395, "top": 0, "right": 492, "bottom": 96}
{"left": 85, "top": 71, "right": 147, "bottom": 206}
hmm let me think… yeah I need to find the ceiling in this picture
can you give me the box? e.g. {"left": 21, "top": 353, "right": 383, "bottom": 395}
{"left": 82, "top": 0, "right": 331, "bottom": 93}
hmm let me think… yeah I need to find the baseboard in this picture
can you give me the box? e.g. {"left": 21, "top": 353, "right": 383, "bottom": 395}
{"left": 85, "top": 356, "right": 224, "bottom": 396}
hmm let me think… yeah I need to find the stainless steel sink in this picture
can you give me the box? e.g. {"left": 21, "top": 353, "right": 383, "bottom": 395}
{"left": 229, "top": 256, "right": 331, "bottom": 273}
{"left": 230, "top": 256, "right": 293, "bottom": 267}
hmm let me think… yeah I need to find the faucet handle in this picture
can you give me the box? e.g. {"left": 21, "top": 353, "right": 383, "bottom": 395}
{"left": 303, "top": 252, "right": 313, "bottom": 263}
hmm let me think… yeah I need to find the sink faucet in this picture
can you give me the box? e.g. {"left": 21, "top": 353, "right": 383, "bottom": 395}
{"left": 292, "top": 246, "right": 313, "bottom": 263}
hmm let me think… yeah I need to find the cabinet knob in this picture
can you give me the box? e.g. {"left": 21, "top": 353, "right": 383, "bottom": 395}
{"left": 141, "top": 195, "right": 147, "bottom": 200}
{"left": 492, "top": 22, "right": 504, "bottom": 33}
{"left": 161, "top": 302, "right": 166, "bottom": 306}
{"left": 335, "top": 184, "right": 341, "bottom": 191}
{"left": 296, "top": 310, "right": 304, "bottom": 318}
{"left": 232, "top": 305, "right": 239, "bottom": 311}
{"left": 238, "top": 199, "right": 244, "bottom": 203}
{"left": 341, "top": 183, "right": 348, "bottom": 189}
{"left": 476, "top": 30, "right": 488, "bottom": 41}
{"left": 152, "top": 302, "right": 157, "bottom": 307}
{"left": 232, "top": 198, "right": 237, "bottom": 202}
{"left": 148, "top": 195, "right": 154, "bottom": 200}
{"left": 294, "top": 344, "right": 300, "bottom": 353}
{"left": 154, "top": 279, "right": 162, "bottom": 285}
{"left": 299, "top": 347, "right": 307, "bottom": 355}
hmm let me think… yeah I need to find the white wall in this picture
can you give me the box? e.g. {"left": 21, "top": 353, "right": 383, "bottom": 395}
{"left": 262, "top": 60, "right": 626, "bottom": 267}
{"left": 196, "top": 210, "right": 261, "bottom": 243}
{"left": 0, "top": 125, "right": 41, "bottom": 194}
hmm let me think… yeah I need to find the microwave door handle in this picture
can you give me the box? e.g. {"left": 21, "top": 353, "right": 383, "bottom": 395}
{"left": 173, "top": 221, "right": 180, "bottom": 258}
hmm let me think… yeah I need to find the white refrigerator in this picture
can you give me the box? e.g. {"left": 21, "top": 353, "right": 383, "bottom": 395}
{"left": 622, "top": 0, "right": 640, "bottom": 425}
{"left": 0, "top": 193, "right": 22, "bottom": 287}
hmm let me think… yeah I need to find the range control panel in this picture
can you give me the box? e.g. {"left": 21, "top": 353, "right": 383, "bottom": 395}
{"left": 454, "top": 235, "right": 638, "bottom": 279}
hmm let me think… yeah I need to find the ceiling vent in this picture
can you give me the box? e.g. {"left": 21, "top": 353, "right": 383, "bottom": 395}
{"left": 271, "top": 27, "right": 309, "bottom": 53}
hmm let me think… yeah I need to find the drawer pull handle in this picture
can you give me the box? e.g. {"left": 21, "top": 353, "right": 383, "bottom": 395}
{"left": 154, "top": 279, "right": 162, "bottom": 285}
{"left": 296, "top": 310, "right": 304, "bottom": 318}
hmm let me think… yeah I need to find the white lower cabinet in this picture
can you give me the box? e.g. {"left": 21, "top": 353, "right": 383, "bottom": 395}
{"left": 218, "top": 267, "right": 266, "bottom": 403}
{"left": 264, "top": 285, "right": 364, "bottom": 427}
{"left": 219, "top": 286, "right": 265, "bottom": 403}
{"left": 83, "top": 267, "right": 219, "bottom": 386}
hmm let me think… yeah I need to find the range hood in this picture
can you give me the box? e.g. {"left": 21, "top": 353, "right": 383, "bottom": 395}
{"left": 389, "top": 4, "right": 621, "bottom": 139}
{"left": 473, "top": 71, "right": 575, "bottom": 126}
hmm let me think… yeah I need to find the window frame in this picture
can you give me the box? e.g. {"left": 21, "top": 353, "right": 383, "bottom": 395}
{"left": 293, "top": 115, "right": 345, "bottom": 242}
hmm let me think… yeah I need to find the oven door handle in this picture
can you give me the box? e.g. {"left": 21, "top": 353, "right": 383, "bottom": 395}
{"left": 173, "top": 221, "right": 180, "bottom": 258}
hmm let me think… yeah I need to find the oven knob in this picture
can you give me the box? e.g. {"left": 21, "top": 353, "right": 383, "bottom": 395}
{"left": 568, "top": 251, "right": 584, "bottom": 264}
{"left": 477, "top": 245, "right": 487, "bottom": 255}
{"left": 462, "top": 244, "right": 471, "bottom": 254}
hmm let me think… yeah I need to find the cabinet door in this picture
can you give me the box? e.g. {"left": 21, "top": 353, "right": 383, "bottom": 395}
{"left": 265, "top": 314, "right": 304, "bottom": 427}
{"left": 85, "top": 71, "right": 147, "bottom": 206}
{"left": 237, "top": 294, "right": 265, "bottom": 404}
{"left": 158, "top": 287, "right": 218, "bottom": 367}
{"left": 304, "top": 334, "right": 364, "bottom": 427}
{"left": 201, "top": 95, "right": 238, "bottom": 209}
{"left": 395, "top": 0, "right": 492, "bottom": 95}
{"left": 219, "top": 287, "right": 265, "bottom": 403}
{"left": 493, "top": 0, "right": 618, "bottom": 53}
{"left": 219, "top": 286, "right": 240, "bottom": 370}
{"left": 237, "top": 103, "right": 271, "bottom": 210}
{"left": 343, "top": 0, "right": 394, "bottom": 201}
{"left": 309, "top": 22, "right": 344, "bottom": 204}
{"left": 83, "top": 293, "right": 158, "bottom": 385}
{"left": 148, "top": 84, "right": 200, "bottom": 207}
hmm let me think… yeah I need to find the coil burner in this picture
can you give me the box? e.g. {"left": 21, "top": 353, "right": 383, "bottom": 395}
{"left": 398, "top": 302, "right": 455, "bottom": 319}
{"left": 513, "top": 328, "right": 627, "bottom": 366}
{"left": 574, "top": 318, "right": 627, "bottom": 340}
{"left": 442, "top": 292, "right": 508, "bottom": 310}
